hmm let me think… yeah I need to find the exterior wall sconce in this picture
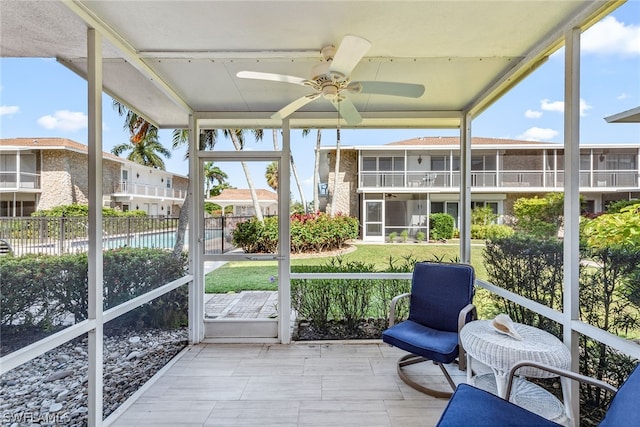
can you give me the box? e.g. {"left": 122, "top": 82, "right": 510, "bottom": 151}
{"left": 136, "top": 172, "right": 139, "bottom": 178}
{"left": 417, "top": 155, "right": 422, "bottom": 165}
{"left": 161, "top": 178, "right": 164, "bottom": 182}
{"left": 136, "top": 205, "right": 139, "bottom": 210}
{"left": 599, "top": 153, "right": 605, "bottom": 162}
{"left": 161, "top": 206, "right": 164, "bottom": 211}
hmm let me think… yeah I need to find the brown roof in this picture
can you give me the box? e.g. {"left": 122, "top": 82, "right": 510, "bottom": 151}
{"left": 208, "top": 188, "right": 278, "bottom": 202}
{"left": 385, "top": 136, "right": 559, "bottom": 146}
{"left": 0, "top": 137, "right": 124, "bottom": 162}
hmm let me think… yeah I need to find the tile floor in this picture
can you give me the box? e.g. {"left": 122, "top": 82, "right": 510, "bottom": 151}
{"left": 108, "top": 342, "right": 468, "bottom": 426}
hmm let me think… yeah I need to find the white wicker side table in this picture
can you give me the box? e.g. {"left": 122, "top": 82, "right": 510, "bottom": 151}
{"left": 460, "top": 320, "right": 571, "bottom": 425}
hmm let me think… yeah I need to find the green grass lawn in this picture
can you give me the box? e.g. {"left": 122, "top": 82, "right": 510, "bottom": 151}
{"left": 205, "top": 243, "right": 487, "bottom": 293}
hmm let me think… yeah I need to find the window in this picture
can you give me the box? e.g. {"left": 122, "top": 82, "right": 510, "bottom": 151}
{"left": 362, "top": 157, "right": 376, "bottom": 171}
{"left": 122, "top": 170, "right": 129, "bottom": 181}
{"left": 166, "top": 178, "right": 171, "bottom": 188}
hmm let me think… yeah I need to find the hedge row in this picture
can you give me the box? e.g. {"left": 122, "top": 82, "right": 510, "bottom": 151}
{"left": 233, "top": 212, "right": 359, "bottom": 253}
{"left": 291, "top": 256, "right": 419, "bottom": 333}
{"left": 0, "top": 248, "right": 188, "bottom": 333}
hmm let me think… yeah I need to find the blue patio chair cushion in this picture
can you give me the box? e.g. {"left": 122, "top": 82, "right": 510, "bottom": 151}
{"left": 382, "top": 320, "right": 459, "bottom": 364}
{"left": 436, "top": 384, "right": 561, "bottom": 427}
{"left": 599, "top": 364, "right": 640, "bottom": 426}
{"left": 408, "top": 262, "right": 474, "bottom": 333}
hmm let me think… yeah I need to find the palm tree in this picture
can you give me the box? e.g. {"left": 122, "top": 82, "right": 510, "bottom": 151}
{"left": 203, "top": 162, "right": 228, "bottom": 197}
{"left": 330, "top": 127, "right": 341, "bottom": 217}
{"left": 313, "top": 130, "right": 322, "bottom": 212}
{"left": 270, "top": 129, "right": 307, "bottom": 212}
{"left": 265, "top": 162, "right": 278, "bottom": 191}
{"left": 111, "top": 131, "right": 171, "bottom": 169}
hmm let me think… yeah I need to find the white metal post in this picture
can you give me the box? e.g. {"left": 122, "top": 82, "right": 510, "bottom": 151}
{"left": 189, "top": 114, "right": 204, "bottom": 344}
{"left": 87, "top": 27, "right": 104, "bottom": 427}
{"left": 279, "top": 119, "right": 292, "bottom": 343}
{"left": 460, "top": 113, "right": 472, "bottom": 263}
{"left": 563, "top": 27, "right": 581, "bottom": 427}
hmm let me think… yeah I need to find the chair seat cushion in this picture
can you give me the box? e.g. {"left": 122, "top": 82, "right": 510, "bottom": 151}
{"left": 382, "top": 320, "right": 459, "bottom": 364}
{"left": 599, "top": 364, "right": 640, "bottom": 426}
{"left": 437, "top": 384, "right": 561, "bottom": 427}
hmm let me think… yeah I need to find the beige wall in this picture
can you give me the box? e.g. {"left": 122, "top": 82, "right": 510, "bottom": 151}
{"left": 325, "top": 149, "right": 359, "bottom": 217}
{"left": 39, "top": 150, "right": 133, "bottom": 211}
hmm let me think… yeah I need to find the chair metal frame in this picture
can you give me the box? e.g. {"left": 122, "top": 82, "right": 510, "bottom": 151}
{"left": 386, "top": 263, "right": 477, "bottom": 398}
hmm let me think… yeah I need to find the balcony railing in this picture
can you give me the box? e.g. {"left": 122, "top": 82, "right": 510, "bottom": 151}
{"left": 115, "top": 181, "right": 186, "bottom": 199}
{"left": 358, "top": 170, "right": 639, "bottom": 190}
{"left": 0, "top": 172, "right": 41, "bottom": 189}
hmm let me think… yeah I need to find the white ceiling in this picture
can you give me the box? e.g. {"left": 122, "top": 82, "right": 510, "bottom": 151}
{"left": 0, "top": 0, "right": 623, "bottom": 129}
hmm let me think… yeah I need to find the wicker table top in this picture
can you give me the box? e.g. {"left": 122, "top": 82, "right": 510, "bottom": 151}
{"left": 460, "top": 320, "right": 570, "bottom": 378}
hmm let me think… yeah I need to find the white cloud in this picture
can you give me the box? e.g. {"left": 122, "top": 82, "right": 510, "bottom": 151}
{"left": 303, "top": 174, "right": 314, "bottom": 185}
{"left": 540, "top": 98, "right": 592, "bottom": 116}
{"left": 37, "top": 110, "right": 87, "bottom": 131}
{"left": 541, "top": 99, "right": 564, "bottom": 113}
{"left": 0, "top": 105, "right": 19, "bottom": 116}
{"left": 524, "top": 109, "right": 542, "bottom": 119}
{"left": 517, "top": 127, "right": 558, "bottom": 142}
{"left": 617, "top": 93, "right": 631, "bottom": 100}
{"left": 582, "top": 16, "right": 640, "bottom": 57}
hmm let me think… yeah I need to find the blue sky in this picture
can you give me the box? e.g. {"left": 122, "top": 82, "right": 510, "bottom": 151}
{"left": 1, "top": 2, "right": 639, "bottom": 203}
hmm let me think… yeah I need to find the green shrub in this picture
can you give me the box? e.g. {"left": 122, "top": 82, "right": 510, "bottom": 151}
{"left": 472, "top": 206, "right": 497, "bottom": 225}
{"left": 32, "top": 203, "right": 145, "bottom": 217}
{"left": 605, "top": 199, "right": 640, "bottom": 214}
{"left": 388, "top": 232, "right": 397, "bottom": 243}
{"left": 512, "top": 193, "right": 564, "bottom": 238}
{"left": 415, "top": 231, "right": 425, "bottom": 242}
{"left": 0, "top": 248, "right": 188, "bottom": 334}
{"left": 400, "top": 230, "right": 408, "bottom": 243}
{"left": 471, "top": 224, "right": 514, "bottom": 240}
{"left": 233, "top": 212, "right": 358, "bottom": 254}
{"left": 429, "top": 213, "right": 454, "bottom": 240}
{"left": 483, "top": 235, "right": 564, "bottom": 334}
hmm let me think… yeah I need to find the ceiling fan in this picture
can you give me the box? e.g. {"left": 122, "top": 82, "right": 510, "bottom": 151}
{"left": 236, "top": 35, "right": 425, "bottom": 125}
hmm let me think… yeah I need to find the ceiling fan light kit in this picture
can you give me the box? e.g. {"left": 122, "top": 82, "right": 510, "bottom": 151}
{"left": 236, "top": 35, "right": 426, "bottom": 125}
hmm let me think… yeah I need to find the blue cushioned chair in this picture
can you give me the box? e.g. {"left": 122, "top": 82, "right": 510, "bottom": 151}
{"left": 437, "top": 360, "right": 640, "bottom": 427}
{"left": 382, "top": 262, "right": 476, "bottom": 398}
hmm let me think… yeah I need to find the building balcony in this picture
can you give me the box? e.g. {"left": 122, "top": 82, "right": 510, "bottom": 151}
{"left": 0, "top": 172, "right": 41, "bottom": 190}
{"left": 114, "top": 181, "right": 186, "bottom": 200}
{"left": 358, "top": 170, "right": 639, "bottom": 190}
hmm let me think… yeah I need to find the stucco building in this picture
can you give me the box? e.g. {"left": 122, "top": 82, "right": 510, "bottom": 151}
{"left": 0, "top": 138, "right": 188, "bottom": 217}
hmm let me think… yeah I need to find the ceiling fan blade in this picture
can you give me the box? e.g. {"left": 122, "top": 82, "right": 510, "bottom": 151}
{"left": 329, "top": 35, "right": 372, "bottom": 78}
{"left": 271, "top": 93, "right": 321, "bottom": 120}
{"left": 237, "top": 70, "right": 309, "bottom": 86}
{"left": 349, "top": 81, "right": 425, "bottom": 98}
{"left": 332, "top": 97, "right": 362, "bottom": 125}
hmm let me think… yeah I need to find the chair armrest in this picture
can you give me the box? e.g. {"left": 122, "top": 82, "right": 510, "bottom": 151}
{"left": 457, "top": 304, "right": 477, "bottom": 370}
{"left": 389, "top": 292, "right": 411, "bottom": 327}
{"left": 505, "top": 360, "right": 618, "bottom": 400}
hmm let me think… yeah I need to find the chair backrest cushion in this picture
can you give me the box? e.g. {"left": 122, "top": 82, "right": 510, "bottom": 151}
{"left": 599, "top": 363, "right": 640, "bottom": 426}
{"left": 408, "top": 262, "right": 474, "bottom": 332}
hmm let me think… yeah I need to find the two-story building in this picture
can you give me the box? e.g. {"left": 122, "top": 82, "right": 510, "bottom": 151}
{"left": 319, "top": 137, "right": 640, "bottom": 242}
{"left": 0, "top": 138, "right": 188, "bottom": 217}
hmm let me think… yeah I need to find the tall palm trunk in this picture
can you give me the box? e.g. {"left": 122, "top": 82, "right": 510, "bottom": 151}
{"left": 313, "top": 129, "right": 322, "bottom": 212}
{"left": 172, "top": 177, "right": 190, "bottom": 257}
{"left": 230, "top": 132, "right": 263, "bottom": 221}
{"left": 272, "top": 129, "right": 307, "bottom": 212}
{"left": 330, "top": 128, "right": 341, "bottom": 217}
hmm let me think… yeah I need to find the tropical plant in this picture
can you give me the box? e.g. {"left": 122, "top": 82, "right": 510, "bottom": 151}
{"left": 330, "top": 128, "right": 341, "bottom": 217}
{"left": 203, "top": 162, "right": 228, "bottom": 197}
{"left": 512, "top": 193, "right": 564, "bottom": 238}
{"left": 111, "top": 131, "right": 171, "bottom": 170}
{"left": 314, "top": 129, "right": 322, "bottom": 212}
{"left": 265, "top": 161, "right": 278, "bottom": 191}
{"left": 582, "top": 203, "right": 640, "bottom": 248}
{"left": 271, "top": 129, "right": 307, "bottom": 212}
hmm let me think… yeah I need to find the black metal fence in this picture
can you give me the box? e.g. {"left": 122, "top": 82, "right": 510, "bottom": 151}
{"left": 0, "top": 215, "right": 249, "bottom": 256}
